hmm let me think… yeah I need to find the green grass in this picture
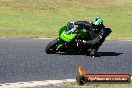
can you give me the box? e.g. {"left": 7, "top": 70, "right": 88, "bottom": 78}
{"left": 62, "top": 82, "right": 132, "bottom": 88}
{"left": 0, "top": 0, "right": 132, "bottom": 39}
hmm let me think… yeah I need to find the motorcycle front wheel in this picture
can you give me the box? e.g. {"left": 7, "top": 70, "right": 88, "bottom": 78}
{"left": 45, "top": 39, "right": 59, "bottom": 54}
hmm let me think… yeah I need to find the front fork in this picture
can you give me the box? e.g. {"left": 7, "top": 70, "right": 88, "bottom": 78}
{"left": 56, "top": 37, "right": 81, "bottom": 52}
{"left": 56, "top": 38, "right": 65, "bottom": 51}
{"left": 56, "top": 43, "right": 63, "bottom": 50}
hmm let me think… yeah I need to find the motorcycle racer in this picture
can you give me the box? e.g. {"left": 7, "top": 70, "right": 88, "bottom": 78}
{"left": 74, "top": 17, "right": 112, "bottom": 57}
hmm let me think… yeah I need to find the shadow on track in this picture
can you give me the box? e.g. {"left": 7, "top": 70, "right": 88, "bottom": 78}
{"left": 97, "top": 52, "right": 123, "bottom": 56}
{"left": 59, "top": 52, "right": 123, "bottom": 57}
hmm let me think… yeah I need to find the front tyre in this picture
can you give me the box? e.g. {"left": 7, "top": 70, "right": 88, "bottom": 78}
{"left": 45, "top": 39, "right": 59, "bottom": 54}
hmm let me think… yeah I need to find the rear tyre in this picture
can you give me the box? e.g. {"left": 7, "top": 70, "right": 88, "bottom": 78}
{"left": 45, "top": 39, "right": 59, "bottom": 54}
{"left": 89, "top": 49, "right": 98, "bottom": 57}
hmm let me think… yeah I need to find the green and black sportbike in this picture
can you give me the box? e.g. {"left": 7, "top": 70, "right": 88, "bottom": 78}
{"left": 45, "top": 22, "right": 94, "bottom": 55}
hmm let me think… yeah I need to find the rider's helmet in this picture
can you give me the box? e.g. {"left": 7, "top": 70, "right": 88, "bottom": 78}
{"left": 92, "top": 17, "right": 103, "bottom": 31}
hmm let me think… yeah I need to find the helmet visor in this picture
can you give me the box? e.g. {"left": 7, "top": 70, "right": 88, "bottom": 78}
{"left": 92, "top": 24, "right": 101, "bottom": 30}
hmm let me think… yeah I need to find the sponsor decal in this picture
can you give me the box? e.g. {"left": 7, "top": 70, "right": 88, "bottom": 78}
{"left": 76, "top": 66, "right": 131, "bottom": 85}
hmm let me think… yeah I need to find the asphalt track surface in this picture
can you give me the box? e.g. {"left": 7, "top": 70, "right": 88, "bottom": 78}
{"left": 0, "top": 39, "right": 132, "bottom": 84}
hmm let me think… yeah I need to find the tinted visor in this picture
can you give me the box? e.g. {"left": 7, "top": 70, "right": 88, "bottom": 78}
{"left": 92, "top": 24, "right": 100, "bottom": 29}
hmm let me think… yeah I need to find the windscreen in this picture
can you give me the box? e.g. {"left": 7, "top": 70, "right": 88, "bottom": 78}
{"left": 66, "top": 22, "right": 76, "bottom": 34}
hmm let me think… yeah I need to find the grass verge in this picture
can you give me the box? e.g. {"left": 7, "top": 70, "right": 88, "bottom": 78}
{"left": 0, "top": 0, "right": 132, "bottom": 39}
{"left": 21, "top": 82, "right": 132, "bottom": 88}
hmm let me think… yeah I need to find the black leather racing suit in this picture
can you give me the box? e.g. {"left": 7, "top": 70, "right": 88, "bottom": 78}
{"left": 74, "top": 21, "right": 112, "bottom": 56}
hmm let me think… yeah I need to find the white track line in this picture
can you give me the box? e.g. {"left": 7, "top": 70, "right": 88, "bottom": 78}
{"left": 34, "top": 38, "right": 132, "bottom": 41}
{"left": 34, "top": 38, "right": 54, "bottom": 40}
{"left": 118, "top": 40, "right": 132, "bottom": 41}
{"left": 0, "top": 79, "right": 76, "bottom": 88}
{"left": 0, "top": 77, "right": 132, "bottom": 88}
